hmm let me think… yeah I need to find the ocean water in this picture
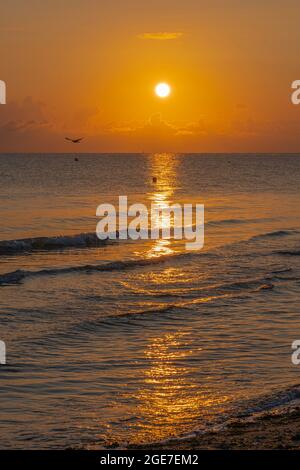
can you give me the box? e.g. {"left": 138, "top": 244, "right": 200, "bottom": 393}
{"left": 0, "top": 153, "right": 299, "bottom": 449}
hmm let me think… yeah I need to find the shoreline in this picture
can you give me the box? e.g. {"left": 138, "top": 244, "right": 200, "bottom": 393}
{"left": 131, "top": 406, "right": 300, "bottom": 450}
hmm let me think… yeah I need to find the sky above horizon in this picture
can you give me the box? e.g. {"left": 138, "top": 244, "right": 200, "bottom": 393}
{"left": 1, "top": 0, "right": 300, "bottom": 152}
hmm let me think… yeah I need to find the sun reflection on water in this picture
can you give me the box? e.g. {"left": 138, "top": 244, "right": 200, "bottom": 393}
{"left": 146, "top": 153, "right": 180, "bottom": 258}
{"left": 132, "top": 331, "right": 229, "bottom": 444}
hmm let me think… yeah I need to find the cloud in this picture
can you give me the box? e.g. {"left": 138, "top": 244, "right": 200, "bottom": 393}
{"left": 0, "top": 96, "right": 57, "bottom": 151}
{"left": 137, "top": 32, "right": 183, "bottom": 41}
{"left": 175, "top": 120, "right": 207, "bottom": 136}
{"left": 0, "top": 97, "right": 52, "bottom": 132}
{"left": 105, "top": 114, "right": 175, "bottom": 137}
{"left": 104, "top": 115, "right": 209, "bottom": 143}
{"left": 2, "top": 97, "right": 300, "bottom": 153}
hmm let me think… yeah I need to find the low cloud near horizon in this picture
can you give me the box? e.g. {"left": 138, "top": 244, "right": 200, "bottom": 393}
{"left": 1, "top": 97, "right": 300, "bottom": 153}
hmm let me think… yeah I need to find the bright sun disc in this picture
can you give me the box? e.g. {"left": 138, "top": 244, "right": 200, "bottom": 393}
{"left": 155, "top": 82, "right": 171, "bottom": 98}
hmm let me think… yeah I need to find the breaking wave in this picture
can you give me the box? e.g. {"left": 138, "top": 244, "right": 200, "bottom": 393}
{"left": 0, "top": 232, "right": 108, "bottom": 255}
{"left": 147, "top": 384, "right": 300, "bottom": 448}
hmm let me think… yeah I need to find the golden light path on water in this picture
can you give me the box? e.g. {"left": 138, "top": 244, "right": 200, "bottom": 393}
{"left": 145, "top": 153, "right": 179, "bottom": 258}
{"left": 132, "top": 331, "right": 230, "bottom": 444}
{"left": 123, "top": 154, "right": 233, "bottom": 443}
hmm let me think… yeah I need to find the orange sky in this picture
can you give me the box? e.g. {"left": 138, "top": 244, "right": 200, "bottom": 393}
{"left": 1, "top": 0, "right": 300, "bottom": 152}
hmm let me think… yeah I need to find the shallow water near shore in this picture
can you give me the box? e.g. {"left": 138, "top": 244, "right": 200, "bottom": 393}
{"left": 0, "top": 153, "right": 299, "bottom": 448}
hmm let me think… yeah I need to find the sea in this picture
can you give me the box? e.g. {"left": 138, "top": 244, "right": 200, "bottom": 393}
{"left": 0, "top": 153, "right": 299, "bottom": 448}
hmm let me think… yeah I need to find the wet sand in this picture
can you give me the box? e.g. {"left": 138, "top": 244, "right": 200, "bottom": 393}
{"left": 133, "top": 407, "right": 300, "bottom": 450}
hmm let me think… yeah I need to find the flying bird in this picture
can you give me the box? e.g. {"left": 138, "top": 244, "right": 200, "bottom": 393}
{"left": 65, "top": 137, "right": 84, "bottom": 143}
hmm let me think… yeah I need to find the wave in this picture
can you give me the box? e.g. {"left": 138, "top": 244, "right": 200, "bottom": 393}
{"left": 0, "top": 255, "right": 282, "bottom": 289}
{"left": 271, "top": 267, "right": 292, "bottom": 274}
{"left": 1, "top": 224, "right": 299, "bottom": 257}
{"left": 206, "top": 217, "right": 273, "bottom": 227}
{"left": 250, "top": 229, "right": 299, "bottom": 241}
{"left": 0, "top": 241, "right": 294, "bottom": 289}
{"left": 207, "top": 218, "right": 250, "bottom": 226}
{"left": 242, "top": 384, "right": 300, "bottom": 415}
{"left": 0, "top": 251, "right": 197, "bottom": 286}
{"left": 0, "top": 232, "right": 108, "bottom": 255}
{"left": 146, "top": 383, "right": 300, "bottom": 448}
{"left": 276, "top": 250, "right": 300, "bottom": 256}
{"left": 222, "top": 276, "right": 274, "bottom": 291}
{"left": 28, "top": 292, "right": 245, "bottom": 344}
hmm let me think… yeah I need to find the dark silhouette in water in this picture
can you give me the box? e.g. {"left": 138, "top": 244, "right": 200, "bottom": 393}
{"left": 152, "top": 177, "right": 157, "bottom": 183}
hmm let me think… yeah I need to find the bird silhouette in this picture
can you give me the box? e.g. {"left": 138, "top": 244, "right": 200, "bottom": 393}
{"left": 65, "top": 137, "right": 84, "bottom": 143}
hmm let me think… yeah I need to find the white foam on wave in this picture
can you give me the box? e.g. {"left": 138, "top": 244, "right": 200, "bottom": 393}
{"left": 0, "top": 232, "right": 108, "bottom": 255}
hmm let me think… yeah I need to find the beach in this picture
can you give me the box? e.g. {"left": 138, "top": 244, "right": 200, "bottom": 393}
{"left": 137, "top": 406, "right": 300, "bottom": 450}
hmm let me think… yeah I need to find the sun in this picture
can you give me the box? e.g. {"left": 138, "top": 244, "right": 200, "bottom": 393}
{"left": 155, "top": 82, "right": 171, "bottom": 98}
